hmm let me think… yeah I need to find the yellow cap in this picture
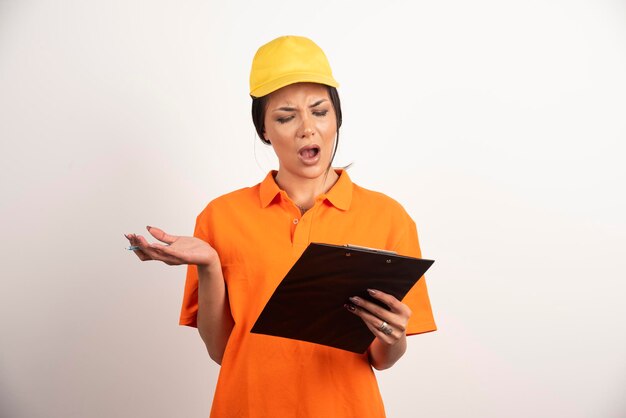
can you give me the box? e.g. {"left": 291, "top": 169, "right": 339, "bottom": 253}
{"left": 249, "top": 36, "right": 339, "bottom": 98}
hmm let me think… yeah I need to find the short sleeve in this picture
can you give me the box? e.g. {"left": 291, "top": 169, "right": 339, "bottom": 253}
{"left": 392, "top": 216, "right": 437, "bottom": 335}
{"left": 178, "top": 208, "right": 213, "bottom": 328}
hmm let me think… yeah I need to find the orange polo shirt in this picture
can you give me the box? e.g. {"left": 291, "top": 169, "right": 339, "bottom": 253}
{"left": 180, "top": 170, "right": 436, "bottom": 418}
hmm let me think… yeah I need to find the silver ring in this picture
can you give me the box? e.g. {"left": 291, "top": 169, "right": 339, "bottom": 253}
{"left": 379, "top": 321, "right": 393, "bottom": 335}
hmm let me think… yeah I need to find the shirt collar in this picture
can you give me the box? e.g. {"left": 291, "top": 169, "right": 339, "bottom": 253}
{"left": 259, "top": 171, "right": 282, "bottom": 208}
{"left": 259, "top": 169, "right": 353, "bottom": 211}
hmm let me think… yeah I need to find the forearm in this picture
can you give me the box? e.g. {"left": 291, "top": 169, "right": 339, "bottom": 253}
{"left": 368, "top": 334, "right": 407, "bottom": 370}
{"left": 196, "top": 262, "right": 234, "bottom": 365}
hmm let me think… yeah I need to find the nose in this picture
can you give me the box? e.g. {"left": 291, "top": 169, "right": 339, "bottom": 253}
{"left": 298, "top": 116, "right": 315, "bottom": 138}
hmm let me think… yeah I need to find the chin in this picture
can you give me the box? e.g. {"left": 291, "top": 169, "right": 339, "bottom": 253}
{"left": 299, "top": 165, "right": 330, "bottom": 178}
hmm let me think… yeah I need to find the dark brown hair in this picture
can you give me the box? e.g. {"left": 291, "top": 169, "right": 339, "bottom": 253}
{"left": 251, "top": 85, "right": 343, "bottom": 166}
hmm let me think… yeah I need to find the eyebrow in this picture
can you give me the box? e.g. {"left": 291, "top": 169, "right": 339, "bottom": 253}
{"left": 273, "top": 99, "right": 328, "bottom": 112}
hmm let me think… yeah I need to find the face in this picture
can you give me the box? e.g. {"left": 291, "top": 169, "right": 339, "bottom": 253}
{"left": 263, "top": 82, "right": 338, "bottom": 182}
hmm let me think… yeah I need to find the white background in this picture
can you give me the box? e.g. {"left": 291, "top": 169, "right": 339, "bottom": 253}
{"left": 1, "top": 1, "right": 625, "bottom": 417}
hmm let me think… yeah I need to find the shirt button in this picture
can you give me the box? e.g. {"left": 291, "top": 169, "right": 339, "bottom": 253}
{"left": 293, "top": 219, "right": 299, "bottom": 224}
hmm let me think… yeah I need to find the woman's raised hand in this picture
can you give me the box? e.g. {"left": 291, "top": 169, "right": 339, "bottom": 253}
{"left": 344, "top": 289, "right": 411, "bottom": 346}
{"left": 125, "top": 226, "right": 218, "bottom": 267}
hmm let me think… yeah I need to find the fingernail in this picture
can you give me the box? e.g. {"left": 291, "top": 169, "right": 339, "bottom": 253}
{"left": 349, "top": 296, "right": 360, "bottom": 304}
{"left": 344, "top": 303, "right": 356, "bottom": 312}
{"left": 123, "top": 234, "right": 129, "bottom": 239}
{"left": 367, "top": 289, "right": 376, "bottom": 295}
{"left": 146, "top": 225, "right": 152, "bottom": 230}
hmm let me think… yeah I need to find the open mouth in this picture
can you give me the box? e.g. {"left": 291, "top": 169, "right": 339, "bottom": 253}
{"left": 299, "top": 145, "right": 320, "bottom": 159}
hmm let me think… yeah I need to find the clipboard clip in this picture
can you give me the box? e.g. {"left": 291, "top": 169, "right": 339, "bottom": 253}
{"left": 344, "top": 244, "right": 398, "bottom": 256}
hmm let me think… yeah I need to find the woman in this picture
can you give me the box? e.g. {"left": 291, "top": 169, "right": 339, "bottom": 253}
{"left": 126, "top": 35, "right": 436, "bottom": 417}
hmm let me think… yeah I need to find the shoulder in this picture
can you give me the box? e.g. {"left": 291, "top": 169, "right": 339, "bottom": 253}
{"left": 344, "top": 179, "right": 419, "bottom": 253}
{"left": 196, "top": 183, "right": 262, "bottom": 222}
{"left": 350, "top": 181, "right": 414, "bottom": 224}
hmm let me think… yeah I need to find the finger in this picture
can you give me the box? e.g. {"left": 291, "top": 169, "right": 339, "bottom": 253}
{"left": 129, "top": 244, "right": 151, "bottom": 261}
{"left": 132, "top": 234, "right": 152, "bottom": 247}
{"left": 134, "top": 245, "right": 169, "bottom": 262}
{"left": 348, "top": 296, "right": 394, "bottom": 323}
{"left": 363, "top": 318, "right": 396, "bottom": 342}
{"left": 125, "top": 234, "right": 139, "bottom": 249}
{"left": 125, "top": 234, "right": 155, "bottom": 261}
{"left": 129, "top": 234, "right": 162, "bottom": 251}
{"left": 129, "top": 233, "right": 172, "bottom": 253}
{"left": 345, "top": 303, "right": 398, "bottom": 342}
{"left": 139, "top": 243, "right": 186, "bottom": 265}
{"left": 348, "top": 296, "right": 408, "bottom": 333}
{"left": 366, "top": 289, "right": 411, "bottom": 316}
{"left": 126, "top": 232, "right": 189, "bottom": 265}
{"left": 124, "top": 233, "right": 139, "bottom": 247}
{"left": 133, "top": 250, "right": 151, "bottom": 261}
{"left": 146, "top": 226, "right": 178, "bottom": 245}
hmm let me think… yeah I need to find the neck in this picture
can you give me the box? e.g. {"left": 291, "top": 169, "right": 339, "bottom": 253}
{"left": 274, "top": 168, "right": 340, "bottom": 211}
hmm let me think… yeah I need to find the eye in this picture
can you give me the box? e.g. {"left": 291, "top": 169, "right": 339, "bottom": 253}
{"left": 313, "top": 110, "right": 328, "bottom": 117}
{"left": 276, "top": 115, "right": 294, "bottom": 124}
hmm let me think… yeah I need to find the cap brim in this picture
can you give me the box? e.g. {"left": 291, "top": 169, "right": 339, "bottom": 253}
{"left": 250, "top": 72, "right": 339, "bottom": 98}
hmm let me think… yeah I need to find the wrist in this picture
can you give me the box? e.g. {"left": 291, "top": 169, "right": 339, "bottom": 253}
{"left": 197, "top": 258, "right": 221, "bottom": 279}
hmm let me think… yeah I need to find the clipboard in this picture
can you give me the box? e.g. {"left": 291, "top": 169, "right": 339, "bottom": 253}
{"left": 250, "top": 242, "right": 434, "bottom": 353}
